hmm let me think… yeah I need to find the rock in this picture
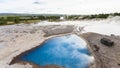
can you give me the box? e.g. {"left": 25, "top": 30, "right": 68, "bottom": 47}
{"left": 100, "top": 38, "right": 114, "bottom": 47}
{"left": 111, "top": 34, "right": 115, "bottom": 36}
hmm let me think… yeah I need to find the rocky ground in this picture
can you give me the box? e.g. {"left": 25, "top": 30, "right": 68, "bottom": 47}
{"left": 0, "top": 19, "right": 120, "bottom": 68}
{"left": 81, "top": 33, "right": 120, "bottom": 68}
{"left": 0, "top": 24, "right": 76, "bottom": 68}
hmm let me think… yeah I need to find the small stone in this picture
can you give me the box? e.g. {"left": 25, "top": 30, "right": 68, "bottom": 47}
{"left": 118, "top": 64, "right": 120, "bottom": 66}
{"left": 111, "top": 34, "right": 115, "bottom": 36}
{"left": 100, "top": 38, "right": 114, "bottom": 47}
{"left": 93, "top": 45, "right": 99, "bottom": 51}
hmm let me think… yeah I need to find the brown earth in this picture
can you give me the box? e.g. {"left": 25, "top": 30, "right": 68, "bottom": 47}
{"left": 81, "top": 32, "right": 120, "bottom": 68}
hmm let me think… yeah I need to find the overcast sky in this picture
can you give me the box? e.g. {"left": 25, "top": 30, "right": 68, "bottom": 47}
{"left": 0, "top": 0, "right": 120, "bottom": 14}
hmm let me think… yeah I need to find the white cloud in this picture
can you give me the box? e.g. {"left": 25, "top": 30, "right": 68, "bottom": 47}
{"left": 0, "top": 0, "right": 120, "bottom": 14}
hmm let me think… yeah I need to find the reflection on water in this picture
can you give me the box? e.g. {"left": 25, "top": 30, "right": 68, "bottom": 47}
{"left": 21, "top": 34, "right": 93, "bottom": 68}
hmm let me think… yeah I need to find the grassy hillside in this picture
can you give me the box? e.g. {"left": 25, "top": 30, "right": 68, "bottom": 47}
{"left": 0, "top": 13, "right": 120, "bottom": 25}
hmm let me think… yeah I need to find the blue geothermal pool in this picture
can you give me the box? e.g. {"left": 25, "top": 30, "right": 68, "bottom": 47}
{"left": 20, "top": 34, "right": 93, "bottom": 68}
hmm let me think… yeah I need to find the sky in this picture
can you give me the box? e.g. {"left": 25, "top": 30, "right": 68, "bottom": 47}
{"left": 0, "top": 0, "right": 120, "bottom": 14}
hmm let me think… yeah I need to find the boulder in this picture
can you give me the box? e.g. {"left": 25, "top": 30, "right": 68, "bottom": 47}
{"left": 100, "top": 38, "right": 114, "bottom": 47}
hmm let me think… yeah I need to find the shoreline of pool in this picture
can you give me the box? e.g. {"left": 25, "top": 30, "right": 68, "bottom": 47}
{"left": 0, "top": 24, "right": 76, "bottom": 68}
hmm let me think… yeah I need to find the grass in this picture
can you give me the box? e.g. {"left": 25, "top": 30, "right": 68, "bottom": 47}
{"left": 0, "top": 12, "right": 120, "bottom": 25}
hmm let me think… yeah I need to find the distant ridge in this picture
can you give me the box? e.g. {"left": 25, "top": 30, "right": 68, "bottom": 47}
{"left": 0, "top": 12, "right": 120, "bottom": 16}
{"left": 0, "top": 13, "right": 65, "bottom": 16}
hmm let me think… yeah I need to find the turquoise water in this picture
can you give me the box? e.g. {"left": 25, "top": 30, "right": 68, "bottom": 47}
{"left": 21, "top": 34, "right": 93, "bottom": 68}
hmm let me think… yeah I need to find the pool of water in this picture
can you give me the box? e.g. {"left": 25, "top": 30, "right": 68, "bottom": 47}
{"left": 20, "top": 34, "right": 93, "bottom": 68}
